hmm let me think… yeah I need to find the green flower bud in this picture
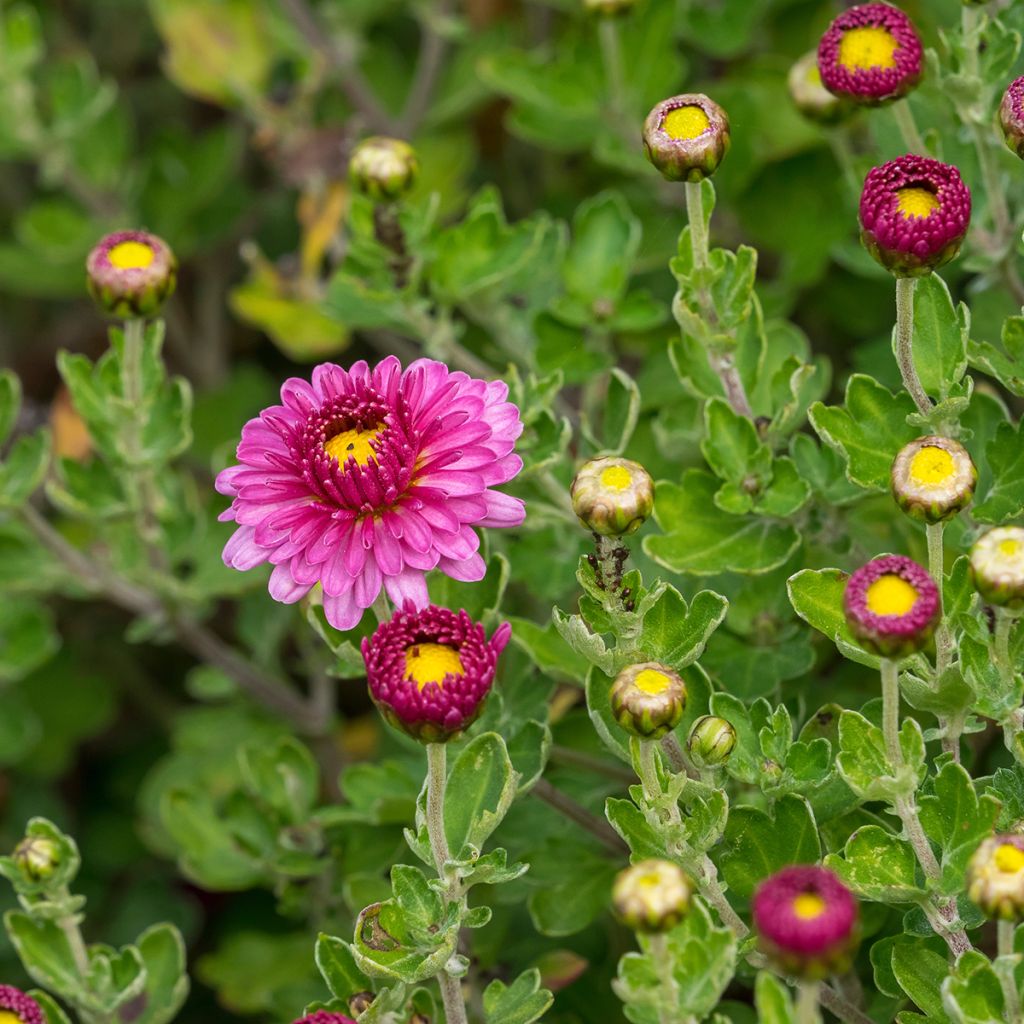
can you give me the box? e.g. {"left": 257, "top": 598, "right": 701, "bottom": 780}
{"left": 642, "top": 94, "right": 730, "bottom": 182}
{"left": 86, "top": 231, "right": 177, "bottom": 319}
{"left": 686, "top": 715, "right": 736, "bottom": 769}
{"left": 970, "top": 527, "right": 1024, "bottom": 609}
{"left": 349, "top": 137, "right": 418, "bottom": 202}
{"left": 570, "top": 457, "right": 654, "bottom": 537}
{"left": 891, "top": 435, "right": 976, "bottom": 523}
{"left": 787, "top": 51, "right": 852, "bottom": 125}
{"left": 968, "top": 835, "right": 1024, "bottom": 920}
{"left": 612, "top": 859, "right": 692, "bottom": 933}
{"left": 610, "top": 662, "right": 686, "bottom": 739}
{"left": 13, "top": 836, "right": 59, "bottom": 882}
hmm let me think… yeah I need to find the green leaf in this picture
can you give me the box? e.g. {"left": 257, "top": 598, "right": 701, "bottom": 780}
{"left": 0, "top": 599, "right": 61, "bottom": 683}
{"left": 973, "top": 418, "right": 1024, "bottom": 523}
{"left": 701, "top": 397, "right": 772, "bottom": 487}
{"left": 132, "top": 923, "right": 190, "bottom": 1024}
{"left": 444, "top": 732, "right": 518, "bottom": 856}
{"left": 836, "top": 710, "right": 925, "bottom": 801}
{"left": 483, "top": 968, "right": 553, "bottom": 1024}
{"left": 0, "top": 429, "right": 50, "bottom": 507}
{"left": 941, "top": 951, "right": 1005, "bottom": 1023}
{"left": 4, "top": 911, "right": 83, "bottom": 1002}
{"left": 351, "top": 897, "right": 458, "bottom": 985}
{"left": 561, "top": 190, "right": 640, "bottom": 307}
{"left": 753, "top": 972, "right": 796, "bottom": 1024}
{"left": 239, "top": 736, "right": 318, "bottom": 824}
{"left": 786, "top": 568, "right": 879, "bottom": 668}
{"left": 824, "top": 825, "right": 926, "bottom": 903}
{"left": 903, "top": 275, "right": 968, "bottom": 400}
{"left": 967, "top": 315, "right": 1024, "bottom": 395}
{"left": 891, "top": 945, "right": 953, "bottom": 1022}
{"left": 809, "top": 374, "right": 918, "bottom": 491}
{"left": 315, "top": 934, "right": 371, "bottom": 1001}
{"left": 27, "top": 991, "right": 73, "bottom": 1024}
{"left": 0, "top": 369, "right": 20, "bottom": 445}
{"left": 638, "top": 586, "right": 728, "bottom": 669}
{"left": 600, "top": 368, "right": 641, "bottom": 454}
{"left": 509, "top": 617, "right": 589, "bottom": 683}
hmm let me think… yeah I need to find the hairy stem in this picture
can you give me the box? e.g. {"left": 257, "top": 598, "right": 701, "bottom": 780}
{"left": 599, "top": 18, "right": 626, "bottom": 123}
{"left": 895, "top": 277, "right": 931, "bottom": 417}
{"left": 532, "top": 777, "right": 627, "bottom": 855}
{"left": 647, "top": 933, "right": 681, "bottom": 1024}
{"left": 927, "top": 521, "right": 958, "bottom": 761}
{"left": 57, "top": 887, "right": 90, "bottom": 979}
{"left": 796, "top": 980, "right": 822, "bottom": 1024}
{"left": 998, "top": 919, "right": 1022, "bottom": 1024}
{"left": 685, "top": 181, "right": 709, "bottom": 272}
{"left": 892, "top": 99, "right": 927, "bottom": 155}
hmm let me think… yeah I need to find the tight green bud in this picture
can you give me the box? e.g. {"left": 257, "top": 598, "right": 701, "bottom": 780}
{"left": 610, "top": 662, "right": 686, "bottom": 739}
{"left": 612, "top": 859, "right": 692, "bottom": 933}
{"left": 13, "top": 836, "right": 59, "bottom": 882}
{"left": 687, "top": 715, "right": 736, "bottom": 769}
{"left": 570, "top": 457, "right": 654, "bottom": 537}
{"left": 349, "top": 137, "right": 418, "bottom": 202}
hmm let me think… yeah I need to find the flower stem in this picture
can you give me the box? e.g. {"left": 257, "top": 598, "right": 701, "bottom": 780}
{"left": 880, "top": 658, "right": 903, "bottom": 769}
{"left": 895, "top": 276, "right": 931, "bottom": 417}
{"left": 425, "top": 742, "right": 469, "bottom": 1024}
{"left": 828, "top": 127, "right": 861, "bottom": 198}
{"left": 927, "top": 521, "right": 958, "bottom": 762}
{"left": 599, "top": 18, "right": 627, "bottom": 124}
{"left": 633, "top": 737, "right": 662, "bottom": 806}
{"left": 892, "top": 99, "right": 927, "bottom": 155}
{"left": 796, "top": 980, "right": 822, "bottom": 1024}
{"left": 57, "top": 888, "right": 90, "bottom": 979}
{"left": 685, "top": 181, "right": 708, "bottom": 272}
{"left": 647, "top": 933, "right": 681, "bottom": 1024}
{"left": 998, "top": 919, "right": 1022, "bottom": 1024}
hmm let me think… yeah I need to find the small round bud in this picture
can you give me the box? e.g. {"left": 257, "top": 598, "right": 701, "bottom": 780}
{"left": 349, "top": 137, "right": 418, "bottom": 202}
{"left": 292, "top": 1014, "right": 358, "bottom": 1024}
{"left": 86, "top": 231, "right": 177, "bottom": 318}
{"left": 686, "top": 715, "right": 736, "bottom": 769}
{"left": 609, "top": 662, "right": 686, "bottom": 739}
{"left": 891, "top": 436, "right": 976, "bottom": 523}
{"left": 788, "top": 51, "right": 851, "bottom": 125}
{"left": 570, "top": 457, "right": 654, "bottom": 537}
{"left": 843, "top": 555, "right": 940, "bottom": 658}
{"left": 0, "top": 986, "right": 44, "bottom": 1024}
{"left": 970, "top": 527, "right": 1024, "bottom": 609}
{"left": 348, "top": 992, "right": 375, "bottom": 1017}
{"left": 612, "top": 859, "right": 692, "bottom": 933}
{"left": 13, "top": 836, "right": 59, "bottom": 882}
{"left": 582, "top": 0, "right": 637, "bottom": 15}
{"left": 968, "top": 835, "right": 1024, "bottom": 920}
{"left": 642, "top": 94, "right": 730, "bottom": 183}
{"left": 1000, "top": 78, "right": 1024, "bottom": 160}
{"left": 753, "top": 866, "right": 859, "bottom": 980}
{"left": 859, "top": 155, "right": 971, "bottom": 277}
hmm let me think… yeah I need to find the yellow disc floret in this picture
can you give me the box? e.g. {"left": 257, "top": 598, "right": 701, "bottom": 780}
{"left": 838, "top": 26, "right": 899, "bottom": 70}
{"left": 908, "top": 445, "right": 955, "bottom": 487}
{"left": 600, "top": 465, "right": 633, "bottom": 491}
{"left": 1000, "top": 539, "right": 1022, "bottom": 557}
{"left": 324, "top": 425, "right": 383, "bottom": 466}
{"left": 662, "top": 105, "right": 710, "bottom": 140}
{"left": 996, "top": 843, "right": 1024, "bottom": 874}
{"left": 896, "top": 187, "right": 939, "bottom": 219}
{"left": 107, "top": 240, "right": 156, "bottom": 270}
{"left": 865, "top": 574, "right": 918, "bottom": 616}
{"left": 404, "top": 643, "right": 465, "bottom": 691}
{"left": 633, "top": 668, "right": 671, "bottom": 695}
{"left": 0, "top": 1012, "right": 24, "bottom": 1024}
{"left": 792, "top": 893, "right": 827, "bottom": 920}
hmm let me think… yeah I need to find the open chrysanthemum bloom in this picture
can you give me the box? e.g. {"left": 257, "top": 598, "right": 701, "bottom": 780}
{"left": 843, "top": 555, "right": 940, "bottom": 657}
{"left": 612, "top": 859, "right": 692, "bottom": 933}
{"left": 817, "top": 2, "right": 922, "bottom": 105}
{"left": 891, "top": 435, "right": 976, "bottom": 523}
{"left": 1000, "top": 77, "right": 1024, "bottom": 159}
{"left": 216, "top": 357, "right": 525, "bottom": 631}
{"left": 642, "top": 93, "right": 730, "bottom": 182}
{"left": 968, "top": 835, "right": 1024, "bottom": 920}
{"left": 859, "top": 155, "right": 971, "bottom": 277}
{"left": 610, "top": 662, "right": 686, "bottom": 739}
{"left": 361, "top": 603, "right": 510, "bottom": 741}
{"left": 0, "top": 986, "right": 44, "bottom": 1024}
{"left": 752, "top": 865, "right": 858, "bottom": 979}
{"left": 970, "top": 527, "right": 1024, "bottom": 609}
{"left": 788, "top": 50, "right": 850, "bottom": 125}
{"left": 86, "top": 230, "right": 177, "bottom": 318}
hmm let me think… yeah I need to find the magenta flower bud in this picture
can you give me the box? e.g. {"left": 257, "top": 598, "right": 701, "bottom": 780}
{"left": 971, "top": 527, "right": 1024, "bottom": 609}
{"left": 292, "top": 1014, "right": 358, "bottom": 1024}
{"left": 968, "top": 835, "right": 1024, "bottom": 920}
{"left": 0, "top": 986, "right": 44, "bottom": 1024}
{"left": 612, "top": 859, "right": 692, "bottom": 933}
{"left": 999, "top": 77, "right": 1024, "bottom": 159}
{"left": 788, "top": 51, "right": 852, "bottom": 125}
{"left": 843, "top": 555, "right": 940, "bottom": 658}
{"left": 891, "top": 436, "right": 977, "bottom": 524}
{"left": 859, "top": 155, "right": 971, "bottom": 277}
{"left": 361, "top": 604, "right": 510, "bottom": 742}
{"left": 609, "top": 662, "right": 687, "bottom": 739}
{"left": 752, "top": 866, "right": 859, "bottom": 980}
{"left": 86, "top": 230, "right": 177, "bottom": 318}
{"left": 349, "top": 137, "right": 418, "bottom": 202}
{"left": 817, "top": 3, "right": 923, "bottom": 106}
{"left": 642, "top": 94, "right": 730, "bottom": 183}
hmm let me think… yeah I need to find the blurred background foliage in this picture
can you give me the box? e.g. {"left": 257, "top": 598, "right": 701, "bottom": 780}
{"left": 1, "top": 0, "right": 1022, "bottom": 1021}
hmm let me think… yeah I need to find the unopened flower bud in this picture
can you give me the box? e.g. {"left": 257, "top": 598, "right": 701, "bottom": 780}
{"left": 1000, "top": 78, "right": 1024, "bottom": 159}
{"left": 570, "top": 457, "right": 654, "bottom": 537}
{"left": 788, "top": 51, "right": 851, "bottom": 124}
{"left": 609, "top": 662, "right": 686, "bottom": 739}
{"left": 13, "top": 836, "right": 59, "bottom": 882}
{"left": 349, "top": 137, "right": 418, "bottom": 202}
{"left": 970, "top": 527, "right": 1024, "bottom": 609}
{"left": 86, "top": 231, "right": 177, "bottom": 318}
{"left": 968, "top": 835, "right": 1024, "bottom": 920}
{"left": 292, "top": 1013, "right": 357, "bottom": 1024}
{"left": 582, "top": 0, "right": 637, "bottom": 15}
{"left": 612, "top": 859, "right": 692, "bottom": 933}
{"left": 642, "top": 94, "right": 730, "bottom": 182}
{"left": 348, "top": 992, "right": 374, "bottom": 1017}
{"left": 687, "top": 715, "right": 736, "bottom": 769}
{"left": 891, "top": 436, "right": 976, "bottom": 523}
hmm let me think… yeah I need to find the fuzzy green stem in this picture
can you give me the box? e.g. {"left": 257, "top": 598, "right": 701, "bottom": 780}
{"left": 895, "top": 277, "right": 931, "bottom": 417}
{"left": 999, "top": 919, "right": 1022, "bottom": 1024}
{"left": 633, "top": 737, "right": 663, "bottom": 806}
{"left": 685, "top": 181, "right": 709, "bottom": 271}
{"left": 700, "top": 855, "right": 749, "bottom": 938}
{"left": 880, "top": 658, "right": 903, "bottom": 769}
{"left": 647, "top": 933, "right": 681, "bottom": 1024}
{"left": 827, "top": 127, "right": 861, "bottom": 198}
{"left": 57, "top": 888, "right": 90, "bottom": 979}
{"left": 599, "top": 18, "right": 626, "bottom": 123}
{"left": 892, "top": 98, "right": 927, "bottom": 155}
{"left": 996, "top": 608, "right": 1017, "bottom": 684}
{"left": 927, "top": 521, "right": 958, "bottom": 762}
{"left": 797, "top": 981, "right": 822, "bottom": 1024}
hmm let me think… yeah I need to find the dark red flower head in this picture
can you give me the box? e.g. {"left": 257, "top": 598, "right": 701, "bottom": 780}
{"left": 753, "top": 866, "right": 858, "bottom": 979}
{"left": 843, "top": 555, "right": 940, "bottom": 658}
{"left": 859, "top": 155, "right": 971, "bottom": 277}
{"left": 817, "top": 3, "right": 922, "bottom": 105}
{"left": 0, "top": 986, "right": 45, "bottom": 1024}
{"left": 292, "top": 1014, "right": 358, "bottom": 1024}
{"left": 361, "top": 604, "right": 510, "bottom": 742}
{"left": 1000, "top": 77, "right": 1024, "bottom": 159}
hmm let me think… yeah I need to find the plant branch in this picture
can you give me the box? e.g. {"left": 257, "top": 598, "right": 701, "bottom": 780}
{"left": 398, "top": 1, "right": 452, "bottom": 137}
{"left": 532, "top": 777, "right": 628, "bottom": 855}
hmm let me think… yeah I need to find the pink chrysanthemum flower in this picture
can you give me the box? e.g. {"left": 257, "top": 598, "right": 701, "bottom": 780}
{"left": 999, "top": 77, "right": 1024, "bottom": 159}
{"left": 859, "top": 155, "right": 971, "bottom": 277}
{"left": 361, "top": 603, "right": 511, "bottom": 742}
{"left": 0, "top": 986, "right": 45, "bottom": 1024}
{"left": 292, "top": 1014, "right": 357, "bottom": 1024}
{"left": 817, "top": 3, "right": 922, "bottom": 105}
{"left": 216, "top": 357, "right": 525, "bottom": 631}
{"left": 753, "top": 866, "right": 858, "bottom": 979}
{"left": 843, "top": 555, "right": 940, "bottom": 658}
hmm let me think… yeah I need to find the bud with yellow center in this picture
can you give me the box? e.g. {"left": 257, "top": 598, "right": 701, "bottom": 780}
{"left": 788, "top": 51, "right": 851, "bottom": 124}
{"left": 570, "top": 456, "right": 655, "bottom": 537}
{"left": 612, "top": 859, "right": 692, "bottom": 933}
{"left": 12, "top": 836, "right": 60, "bottom": 883}
{"left": 609, "top": 662, "right": 686, "bottom": 739}
{"left": 349, "top": 137, "right": 419, "bottom": 202}
{"left": 970, "top": 527, "right": 1024, "bottom": 609}
{"left": 686, "top": 715, "right": 736, "bottom": 769}
{"left": 891, "top": 435, "right": 977, "bottom": 523}
{"left": 642, "top": 94, "right": 730, "bottom": 183}
{"left": 86, "top": 230, "right": 177, "bottom": 318}
{"left": 968, "top": 835, "right": 1024, "bottom": 920}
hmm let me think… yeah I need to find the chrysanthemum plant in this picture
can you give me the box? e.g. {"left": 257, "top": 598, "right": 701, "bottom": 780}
{"left": 2, "top": 2, "right": 1024, "bottom": 1023}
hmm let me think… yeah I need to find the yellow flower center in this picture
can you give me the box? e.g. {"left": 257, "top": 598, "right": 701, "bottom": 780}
{"left": 896, "top": 188, "right": 939, "bottom": 220}
{"left": 995, "top": 843, "right": 1024, "bottom": 874}
{"left": 600, "top": 465, "right": 633, "bottom": 491}
{"left": 838, "top": 26, "right": 899, "bottom": 70}
{"left": 909, "top": 445, "right": 955, "bottom": 487}
{"left": 999, "top": 539, "right": 1022, "bottom": 557}
{"left": 404, "top": 643, "right": 465, "bottom": 691}
{"left": 108, "top": 239, "right": 155, "bottom": 270}
{"left": 792, "top": 892, "right": 827, "bottom": 920}
{"left": 0, "top": 1013, "right": 24, "bottom": 1024}
{"left": 324, "top": 425, "right": 383, "bottom": 466}
{"left": 806, "top": 63, "right": 823, "bottom": 86}
{"left": 662, "top": 105, "right": 710, "bottom": 141}
{"left": 865, "top": 575, "right": 918, "bottom": 617}
{"left": 633, "top": 668, "right": 671, "bottom": 695}
{"left": 637, "top": 869, "right": 663, "bottom": 888}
